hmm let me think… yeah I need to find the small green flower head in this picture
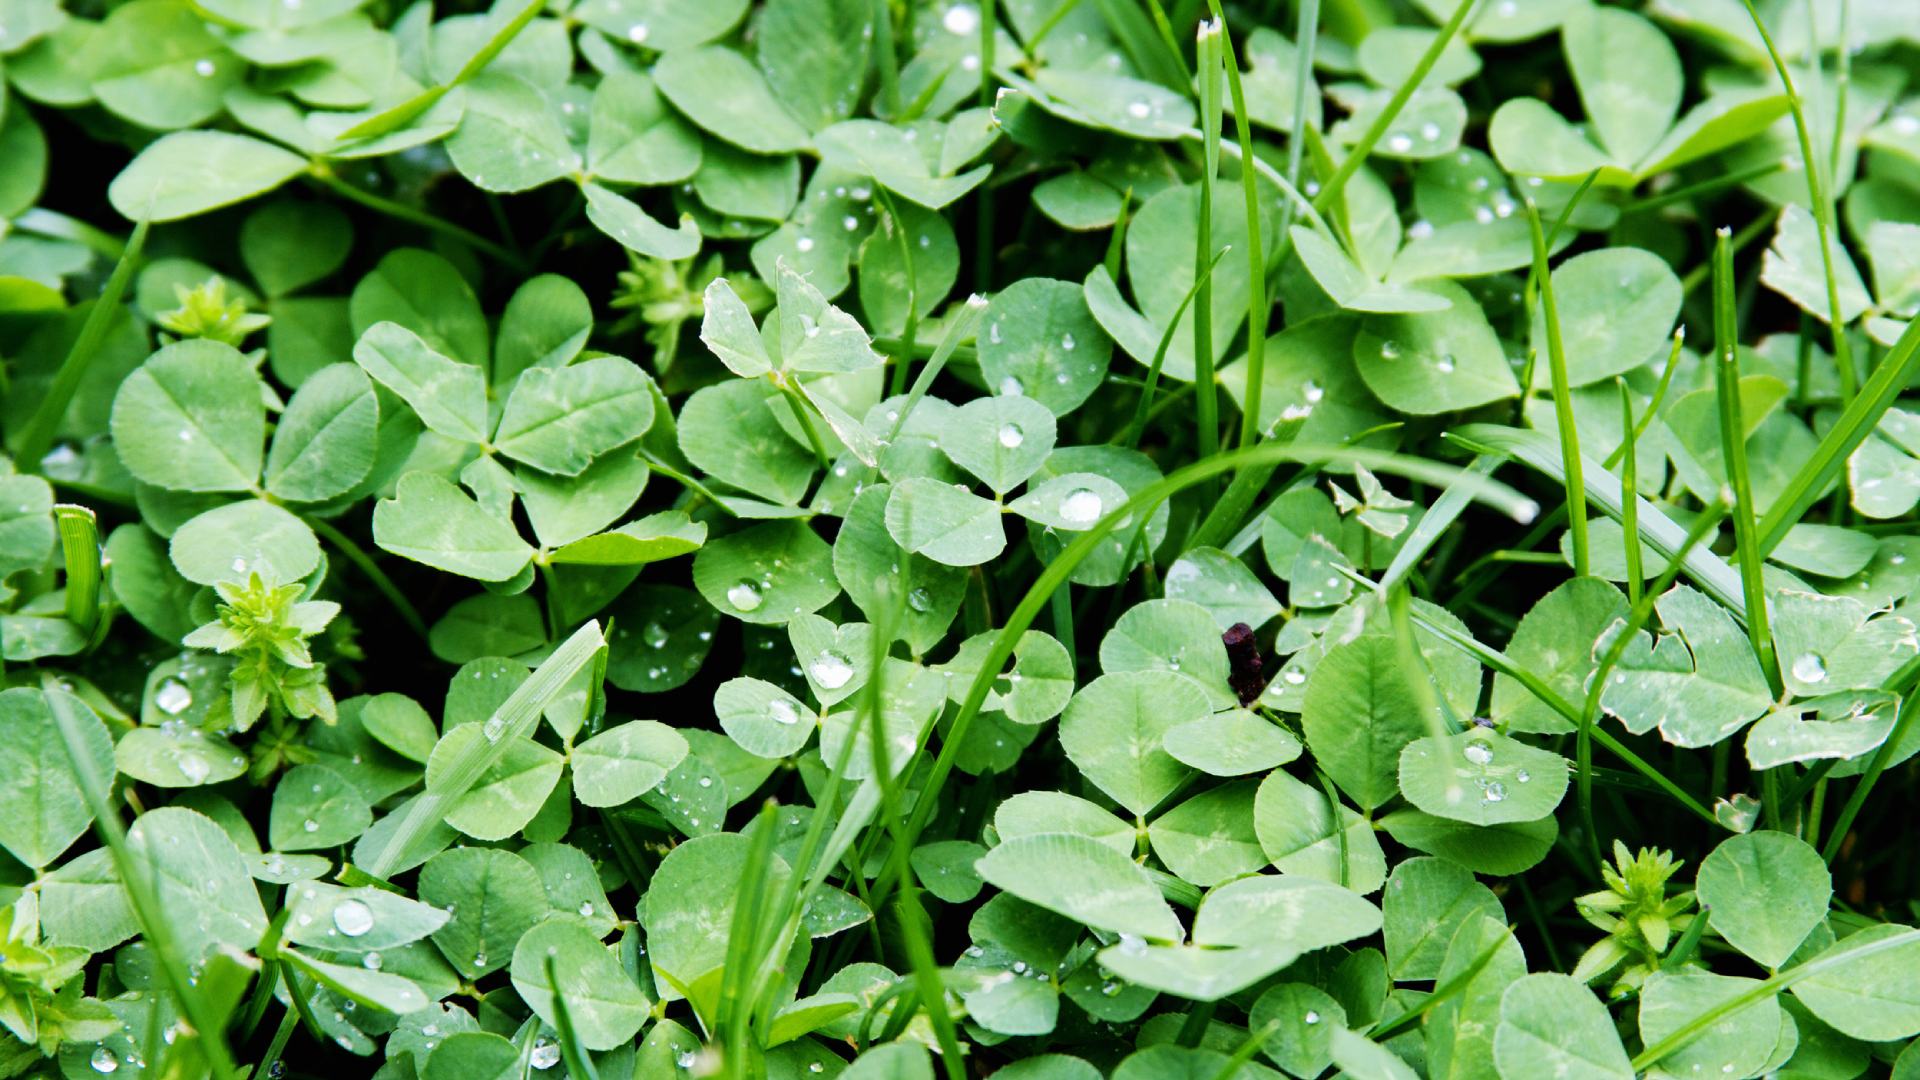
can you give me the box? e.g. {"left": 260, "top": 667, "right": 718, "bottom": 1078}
{"left": 156, "top": 277, "right": 271, "bottom": 347}
{"left": 1570, "top": 841, "right": 1697, "bottom": 994}
{"left": 184, "top": 573, "right": 340, "bottom": 730}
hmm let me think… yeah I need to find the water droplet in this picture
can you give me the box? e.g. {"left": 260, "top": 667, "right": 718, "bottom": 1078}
{"left": 1436, "top": 353, "right": 1456, "bottom": 373}
{"left": 942, "top": 3, "right": 979, "bottom": 34}
{"left": 998, "top": 374, "right": 1024, "bottom": 396}
{"left": 1387, "top": 133, "right": 1414, "bottom": 153}
{"left": 1380, "top": 340, "right": 1400, "bottom": 360}
{"left": 1011, "top": 961, "right": 1027, "bottom": 973}
{"left": 644, "top": 622, "right": 671, "bottom": 649}
{"left": 1127, "top": 100, "right": 1152, "bottom": 119}
{"left": 809, "top": 1065, "right": 825, "bottom": 1074}
{"left": 177, "top": 754, "right": 210, "bottom": 785}
{"left": 531, "top": 1039, "right": 561, "bottom": 1070}
{"left": 908, "top": 587, "right": 933, "bottom": 612}
{"left": 1515, "top": 769, "right": 1531, "bottom": 783}
{"left": 842, "top": 214, "right": 860, "bottom": 231}
{"left": 1481, "top": 781, "right": 1508, "bottom": 804}
{"left": 769, "top": 699, "right": 801, "bottom": 726}
{"left": 1060, "top": 488, "right": 1103, "bottom": 525}
{"left": 795, "top": 235, "right": 815, "bottom": 253}
{"left": 1061, "top": 332, "right": 1076, "bottom": 351}
{"left": 1792, "top": 653, "right": 1827, "bottom": 684}
{"left": 1420, "top": 121, "right": 1442, "bottom": 141}
{"left": 626, "top": 22, "right": 648, "bottom": 42}
{"left": 810, "top": 651, "right": 854, "bottom": 689}
{"left": 1303, "top": 379, "right": 1324, "bottom": 403}
{"left": 1464, "top": 741, "right": 1493, "bottom": 766}
{"left": 998, "top": 422, "right": 1025, "bottom": 448}
{"left": 727, "top": 581, "right": 763, "bottom": 611}
{"left": 1118, "top": 933, "right": 1147, "bottom": 955}
{"left": 333, "top": 899, "right": 374, "bottom": 937}
{"left": 1304, "top": 1010, "right": 1321, "bottom": 1025}
{"left": 302, "top": 818, "right": 319, "bottom": 833}
{"left": 194, "top": 59, "right": 216, "bottom": 77}
{"left": 1283, "top": 669, "right": 1306, "bottom": 685}
{"left": 482, "top": 717, "right": 506, "bottom": 741}
{"left": 676, "top": 1049, "right": 699, "bottom": 1070}
{"left": 155, "top": 679, "right": 193, "bottom": 715}
{"left": 91, "top": 1046, "right": 119, "bottom": 1073}
{"left": 1474, "top": 205, "right": 1496, "bottom": 225}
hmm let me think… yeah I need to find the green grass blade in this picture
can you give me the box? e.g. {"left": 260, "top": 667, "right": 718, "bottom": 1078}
{"left": 1406, "top": 612, "right": 1719, "bottom": 828}
{"left": 1526, "top": 201, "right": 1589, "bottom": 578}
{"left": 1712, "top": 229, "right": 1781, "bottom": 692}
{"left": 1617, "top": 382, "right": 1644, "bottom": 608}
{"left": 1756, "top": 314, "right": 1920, "bottom": 557}
{"left": 1310, "top": 0, "right": 1478, "bottom": 213}
{"left": 17, "top": 220, "right": 147, "bottom": 470}
{"left": 1632, "top": 927, "right": 1920, "bottom": 1071}
{"left": 1201, "top": 2, "right": 1270, "bottom": 452}
{"left": 43, "top": 684, "right": 243, "bottom": 1080}
{"left": 1821, "top": 676, "right": 1920, "bottom": 863}
{"left": 361, "top": 621, "right": 604, "bottom": 877}
{"left": 1119, "top": 249, "right": 1226, "bottom": 449}
{"left": 1193, "top": 17, "right": 1225, "bottom": 466}
{"left": 1450, "top": 424, "right": 1748, "bottom": 620}
{"left": 54, "top": 504, "right": 103, "bottom": 639}
{"left": 1737, "top": 0, "right": 1856, "bottom": 399}
{"left": 542, "top": 956, "right": 603, "bottom": 1080}
{"left": 1377, "top": 455, "right": 1499, "bottom": 594}
{"left": 887, "top": 294, "right": 987, "bottom": 444}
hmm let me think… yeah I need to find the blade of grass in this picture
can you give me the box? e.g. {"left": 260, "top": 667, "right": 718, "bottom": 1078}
{"left": 54, "top": 504, "right": 103, "bottom": 640}
{"left": 1737, "top": 0, "right": 1855, "bottom": 399}
{"left": 973, "top": 1, "right": 997, "bottom": 292}
{"left": 1199, "top": 2, "right": 1271, "bottom": 452}
{"left": 1449, "top": 425, "right": 1748, "bottom": 620}
{"left": 1278, "top": 0, "right": 1321, "bottom": 243}
{"left": 1577, "top": 500, "right": 1731, "bottom": 864}
{"left": 543, "top": 956, "right": 602, "bottom": 1080}
{"left": 1633, "top": 928, "right": 1920, "bottom": 1071}
{"left": 1755, "top": 315, "right": 1920, "bottom": 557}
{"left": 887, "top": 295, "right": 988, "bottom": 444}
{"left": 361, "top": 621, "right": 604, "bottom": 877}
{"left": 1377, "top": 455, "right": 1499, "bottom": 594}
{"left": 1406, "top": 613, "right": 1719, "bottom": 829}
{"left": 337, "top": 0, "right": 547, "bottom": 142}
{"left": 1617, "top": 382, "right": 1644, "bottom": 608}
{"left": 1367, "top": 930, "right": 1508, "bottom": 1040}
{"left": 1193, "top": 17, "right": 1226, "bottom": 469}
{"left": 1526, "top": 200, "right": 1589, "bottom": 578}
{"left": 1310, "top": 0, "right": 1478, "bottom": 213}
{"left": 1821, "top": 677, "right": 1920, "bottom": 863}
{"left": 1119, "top": 249, "right": 1227, "bottom": 448}
{"left": 17, "top": 220, "right": 147, "bottom": 471}
{"left": 1712, "top": 229, "right": 1782, "bottom": 692}
{"left": 43, "top": 683, "right": 242, "bottom": 1080}
{"left": 719, "top": 800, "right": 780, "bottom": 1067}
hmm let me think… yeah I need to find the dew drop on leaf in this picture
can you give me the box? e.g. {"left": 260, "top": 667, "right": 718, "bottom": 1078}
{"left": 769, "top": 699, "right": 801, "bottom": 726}
{"left": 91, "top": 1047, "right": 119, "bottom": 1074}
{"left": 1791, "top": 653, "right": 1827, "bottom": 684}
{"left": 333, "top": 899, "right": 374, "bottom": 937}
{"left": 1060, "top": 488, "right": 1103, "bottom": 525}
{"left": 727, "top": 581, "right": 764, "bottom": 612}
{"left": 810, "top": 651, "right": 854, "bottom": 689}
{"left": 531, "top": 1039, "right": 561, "bottom": 1070}
{"left": 1464, "top": 742, "right": 1493, "bottom": 766}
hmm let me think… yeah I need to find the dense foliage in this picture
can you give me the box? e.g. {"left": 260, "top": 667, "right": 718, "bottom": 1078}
{"left": 2, "top": 0, "right": 1920, "bottom": 1076}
